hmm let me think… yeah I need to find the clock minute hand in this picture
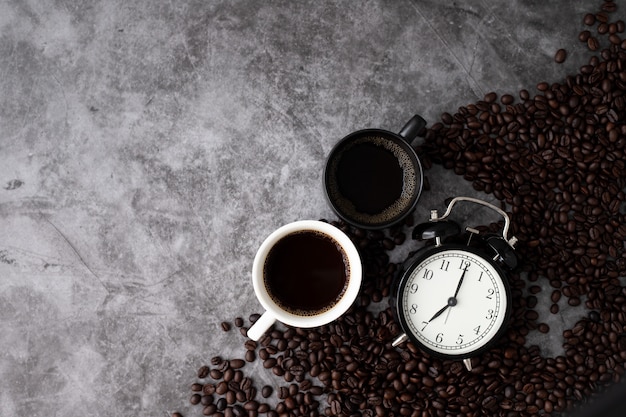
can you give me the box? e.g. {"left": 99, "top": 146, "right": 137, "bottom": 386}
{"left": 453, "top": 266, "right": 469, "bottom": 299}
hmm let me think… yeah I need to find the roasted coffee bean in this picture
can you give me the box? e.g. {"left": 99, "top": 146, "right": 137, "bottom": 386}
{"left": 587, "top": 36, "right": 600, "bottom": 50}
{"left": 330, "top": 399, "right": 342, "bottom": 415}
{"left": 216, "top": 381, "right": 228, "bottom": 395}
{"left": 230, "top": 359, "right": 245, "bottom": 369}
{"left": 244, "top": 400, "right": 259, "bottom": 411}
{"left": 233, "top": 405, "right": 245, "bottom": 417}
{"left": 225, "top": 391, "right": 236, "bottom": 405}
{"left": 501, "top": 94, "right": 514, "bottom": 105}
{"left": 568, "top": 297, "right": 581, "bottom": 306}
{"left": 218, "top": 360, "right": 230, "bottom": 372}
{"left": 190, "top": 394, "right": 201, "bottom": 405}
{"left": 602, "top": 1, "right": 617, "bottom": 12}
{"left": 263, "top": 358, "right": 277, "bottom": 368}
{"left": 589, "top": 311, "right": 601, "bottom": 322}
{"left": 202, "top": 405, "right": 216, "bottom": 416}
{"left": 555, "top": 48, "right": 567, "bottom": 63}
{"left": 216, "top": 398, "right": 227, "bottom": 411}
{"left": 223, "top": 368, "right": 234, "bottom": 382}
{"left": 261, "top": 385, "right": 273, "bottom": 398}
{"left": 221, "top": 321, "right": 231, "bottom": 331}
{"left": 197, "top": 366, "right": 210, "bottom": 379}
{"left": 482, "top": 395, "right": 498, "bottom": 410}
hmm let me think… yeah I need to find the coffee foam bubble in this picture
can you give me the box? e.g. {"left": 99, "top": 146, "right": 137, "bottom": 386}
{"left": 326, "top": 135, "right": 420, "bottom": 226}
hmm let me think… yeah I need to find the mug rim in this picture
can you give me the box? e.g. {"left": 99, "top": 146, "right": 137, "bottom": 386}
{"left": 323, "top": 129, "right": 424, "bottom": 230}
{"left": 251, "top": 220, "right": 362, "bottom": 328}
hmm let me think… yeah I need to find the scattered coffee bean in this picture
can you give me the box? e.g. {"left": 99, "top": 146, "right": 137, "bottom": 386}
{"left": 221, "top": 322, "right": 231, "bottom": 332}
{"left": 579, "top": 29, "right": 591, "bottom": 42}
{"left": 261, "top": 385, "right": 273, "bottom": 398}
{"left": 197, "top": 366, "right": 210, "bottom": 379}
{"left": 555, "top": 48, "right": 567, "bottom": 63}
{"left": 229, "top": 359, "right": 245, "bottom": 369}
{"left": 587, "top": 36, "right": 600, "bottom": 50}
{"left": 202, "top": 405, "right": 216, "bottom": 416}
{"left": 589, "top": 311, "right": 601, "bottom": 322}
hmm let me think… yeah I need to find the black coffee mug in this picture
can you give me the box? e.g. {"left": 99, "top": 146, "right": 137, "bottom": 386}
{"left": 324, "top": 115, "right": 427, "bottom": 230}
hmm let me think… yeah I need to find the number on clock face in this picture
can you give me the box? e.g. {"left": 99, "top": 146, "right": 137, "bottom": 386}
{"left": 400, "top": 249, "right": 508, "bottom": 357}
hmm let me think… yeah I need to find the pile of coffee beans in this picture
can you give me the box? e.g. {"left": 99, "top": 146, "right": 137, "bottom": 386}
{"left": 174, "top": 1, "right": 625, "bottom": 416}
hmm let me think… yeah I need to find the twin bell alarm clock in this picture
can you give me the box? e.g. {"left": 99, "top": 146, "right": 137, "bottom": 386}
{"left": 391, "top": 196, "right": 519, "bottom": 371}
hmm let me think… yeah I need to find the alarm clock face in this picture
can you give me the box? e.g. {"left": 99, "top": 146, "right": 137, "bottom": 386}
{"left": 397, "top": 246, "right": 511, "bottom": 359}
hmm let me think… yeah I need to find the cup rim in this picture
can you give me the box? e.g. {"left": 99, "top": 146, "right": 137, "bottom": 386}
{"left": 323, "top": 129, "right": 424, "bottom": 230}
{"left": 251, "top": 220, "right": 362, "bottom": 328}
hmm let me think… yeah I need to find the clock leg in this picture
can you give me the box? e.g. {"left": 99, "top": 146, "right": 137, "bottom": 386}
{"left": 463, "top": 358, "right": 473, "bottom": 371}
{"left": 391, "top": 333, "right": 408, "bottom": 347}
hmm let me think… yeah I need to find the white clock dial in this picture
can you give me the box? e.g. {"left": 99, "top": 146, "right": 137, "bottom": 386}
{"left": 399, "top": 248, "right": 509, "bottom": 357}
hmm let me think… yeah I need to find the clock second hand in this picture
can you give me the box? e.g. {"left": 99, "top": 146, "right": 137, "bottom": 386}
{"left": 428, "top": 266, "right": 469, "bottom": 323}
{"left": 444, "top": 305, "right": 453, "bottom": 324}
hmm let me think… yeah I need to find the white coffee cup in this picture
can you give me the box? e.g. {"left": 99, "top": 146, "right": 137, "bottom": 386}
{"left": 247, "top": 220, "right": 362, "bottom": 341}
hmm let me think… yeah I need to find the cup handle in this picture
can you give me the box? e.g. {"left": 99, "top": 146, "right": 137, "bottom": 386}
{"left": 246, "top": 311, "right": 276, "bottom": 341}
{"left": 398, "top": 114, "right": 427, "bottom": 148}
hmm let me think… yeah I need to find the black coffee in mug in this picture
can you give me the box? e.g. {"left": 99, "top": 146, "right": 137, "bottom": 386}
{"left": 326, "top": 135, "right": 418, "bottom": 224}
{"left": 337, "top": 138, "right": 405, "bottom": 214}
{"left": 324, "top": 115, "right": 426, "bottom": 229}
{"left": 263, "top": 230, "right": 350, "bottom": 316}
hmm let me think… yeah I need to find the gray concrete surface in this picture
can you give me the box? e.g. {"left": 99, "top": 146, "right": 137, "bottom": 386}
{"left": 0, "top": 1, "right": 617, "bottom": 416}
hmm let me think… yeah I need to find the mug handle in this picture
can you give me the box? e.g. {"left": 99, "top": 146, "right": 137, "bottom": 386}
{"left": 246, "top": 310, "right": 276, "bottom": 341}
{"left": 398, "top": 114, "right": 427, "bottom": 148}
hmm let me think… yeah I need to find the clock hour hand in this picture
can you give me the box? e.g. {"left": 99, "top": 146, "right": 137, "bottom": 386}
{"left": 428, "top": 296, "right": 458, "bottom": 322}
{"left": 428, "top": 303, "right": 450, "bottom": 323}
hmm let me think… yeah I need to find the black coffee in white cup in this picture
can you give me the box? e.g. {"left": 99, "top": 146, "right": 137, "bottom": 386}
{"left": 247, "top": 221, "right": 362, "bottom": 341}
{"left": 263, "top": 229, "right": 349, "bottom": 316}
